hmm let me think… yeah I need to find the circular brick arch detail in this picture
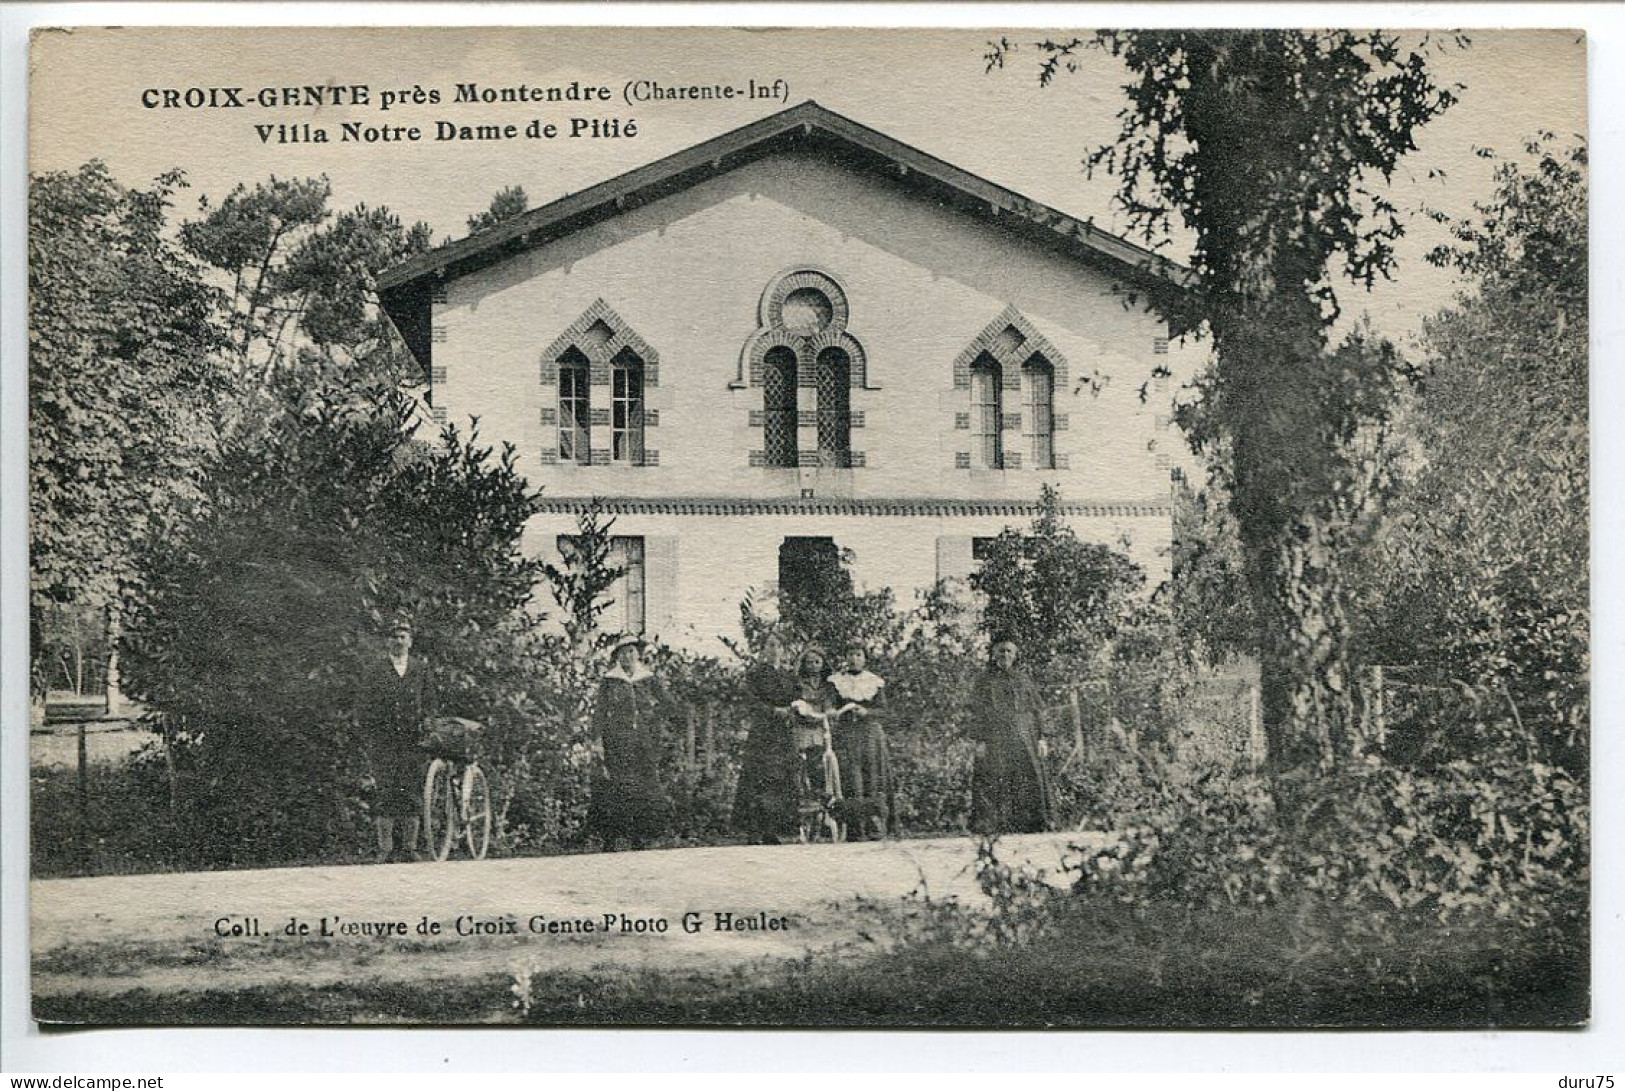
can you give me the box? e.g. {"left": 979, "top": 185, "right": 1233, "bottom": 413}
{"left": 738, "top": 269, "right": 868, "bottom": 389}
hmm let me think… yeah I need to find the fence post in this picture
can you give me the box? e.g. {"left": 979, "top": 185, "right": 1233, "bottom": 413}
{"left": 1068, "top": 688, "right": 1084, "bottom": 761}
{"left": 76, "top": 722, "right": 90, "bottom": 851}
{"left": 1370, "top": 665, "right": 1386, "bottom": 750}
{"left": 702, "top": 703, "right": 716, "bottom": 774}
{"left": 1248, "top": 682, "right": 1264, "bottom": 769}
{"left": 685, "top": 708, "right": 697, "bottom": 772}
{"left": 163, "top": 715, "right": 179, "bottom": 815}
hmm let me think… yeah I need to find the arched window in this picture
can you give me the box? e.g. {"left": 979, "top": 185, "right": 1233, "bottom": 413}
{"left": 816, "top": 347, "right": 852, "bottom": 469}
{"left": 557, "top": 347, "right": 591, "bottom": 465}
{"left": 1023, "top": 354, "right": 1055, "bottom": 470}
{"left": 744, "top": 270, "right": 868, "bottom": 470}
{"left": 954, "top": 308, "right": 1070, "bottom": 473}
{"left": 542, "top": 299, "right": 660, "bottom": 468}
{"left": 763, "top": 346, "right": 799, "bottom": 467}
{"left": 610, "top": 348, "right": 645, "bottom": 465}
{"left": 970, "top": 353, "right": 1004, "bottom": 469}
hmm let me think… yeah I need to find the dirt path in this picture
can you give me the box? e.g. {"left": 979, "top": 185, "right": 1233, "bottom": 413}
{"left": 33, "top": 833, "right": 1101, "bottom": 1003}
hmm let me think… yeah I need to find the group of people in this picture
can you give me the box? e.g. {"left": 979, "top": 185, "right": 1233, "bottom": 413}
{"left": 730, "top": 636, "right": 896, "bottom": 844}
{"left": 587, "top": 632, "right": 1057, "bottom": 850}
{"left": 360, "top": 615, "right": 1057, "bottom": 862}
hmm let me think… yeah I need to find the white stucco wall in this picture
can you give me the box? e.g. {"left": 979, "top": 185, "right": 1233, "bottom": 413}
{"left": 433, "top": 147, "right": 1175, "bottom": 650}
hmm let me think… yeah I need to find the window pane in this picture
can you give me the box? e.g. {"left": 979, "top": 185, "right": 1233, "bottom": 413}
{"left": 611, "top": 536, "right": 646, "bottom": 634}
{"left": 970, "top": 356, "right": 1003, "bottom": 469}
{"left": 816, "top": 348, "right": 851, "bottom": 469}
{"left": 610, "top": 351, "right": 645, "bottom": 465}
{"left": 763, "top": 346, "right": 798, "bottom": 467}
{"left": 558, "top": 350, "right": 590, "bottom": 464}
{"left": 1024, "top": 356, "right": 1054, "bottom": 469}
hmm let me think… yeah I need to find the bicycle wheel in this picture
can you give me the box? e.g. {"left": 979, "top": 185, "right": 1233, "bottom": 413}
{"left": 423, "top": 758, "right": 457, "bottom": 861}
{"left": 820, "top": 749, "right": 846, "bottom": 843}
{"left": 461, "top": 764, "right": 493, "bottom": 860}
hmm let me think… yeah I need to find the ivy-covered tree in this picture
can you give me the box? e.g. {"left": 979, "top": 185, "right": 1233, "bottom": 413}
{"left": 28, "top": 162, "right": 226, "bottom": 691}
{"left": 989, "top": 30, "right": 1456, "bottom": 774}
{"left": 119, "top": 376, "right": 544, "bottom": 863}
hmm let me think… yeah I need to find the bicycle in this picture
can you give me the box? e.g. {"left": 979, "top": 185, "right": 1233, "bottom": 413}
{"left": 421, "top": 716, "right": 493, "bottom": 861}
{"left": 791, "top": 703, "right": 845, "bottom": 843}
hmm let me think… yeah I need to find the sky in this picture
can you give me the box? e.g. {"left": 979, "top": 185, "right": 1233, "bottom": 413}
{"left": 28, "top": 26, "right": 1587, "bottom": 351}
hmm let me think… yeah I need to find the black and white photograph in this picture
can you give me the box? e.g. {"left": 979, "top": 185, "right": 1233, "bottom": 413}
{"left": 16, "top": 21, "right": 1595, "bottom": 1035}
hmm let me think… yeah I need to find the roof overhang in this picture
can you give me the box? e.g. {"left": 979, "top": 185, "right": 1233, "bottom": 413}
{"left": 378, "top": 100, "right": 1194, "bottom": 376}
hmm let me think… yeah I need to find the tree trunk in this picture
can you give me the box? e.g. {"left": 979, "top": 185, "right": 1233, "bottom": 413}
{"left": 1216, "top": 264, "right": 1358, "bottom": 780}
{"left": 1246, "top": 519, "right": 1356, "bottom": 776}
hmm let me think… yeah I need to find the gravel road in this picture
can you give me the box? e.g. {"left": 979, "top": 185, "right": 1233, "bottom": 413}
{"left": 33, "top": 832, "right": 1100, "bottom": 1004}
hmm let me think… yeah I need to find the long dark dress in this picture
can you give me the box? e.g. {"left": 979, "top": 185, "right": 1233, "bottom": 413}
{"left": 359, "top": 654, "right": 433, "bottom": 818}
{"left": 968, "top": 665, "right": 1054, "bottom": 834}
{"left": 587, "top": 666, "right": 670, "bottom": 847}
{"left": 731, "top": 662, "right": 801, "bottom": 842}
{"left": 830, "top": 669, "right": 896, "bottom": 838}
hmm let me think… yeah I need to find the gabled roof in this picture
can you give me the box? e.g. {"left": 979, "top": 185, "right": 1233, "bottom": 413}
{"left": 378, "top": 100, "right": 1191, "bottom": 374}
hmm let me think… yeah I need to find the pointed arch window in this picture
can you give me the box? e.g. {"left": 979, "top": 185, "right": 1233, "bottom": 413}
{"left": 1023, "top": 354, "right": 1055, "bottom": 470}
{"left": 970, "top": 353, "right": 1004, "bottom": 469}
{"left": 541, "top": 299, "right": 660, "bottom": 468}
{"left": 954, "top": 308, "right": 1069, "bottom": 472}
{"left": 557, "top": 347, "right": 591, "bottom": 465}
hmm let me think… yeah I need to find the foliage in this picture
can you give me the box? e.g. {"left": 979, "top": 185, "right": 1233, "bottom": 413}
{"left": 988, "top": 30, "right": 1456, "bottom": 774}
{"left": 28, "top": 162, "right": 227, "bottom": 664}
{"left": 1071, "top": 712, "right": 1586, "bottom": 937}
{"left": 179, "top": 175, "right": 433, "bottom": 418}
{"left": 1353, "top": 138, "right": 1588, "bottom": 775}
{"left": 736, "top": 545, "right": 904, "bottom": 658}
{"left": 970, "top": 485, "right": 1144, "bottom": 690}
{"left": 1165, "top": 480, "right": 1257, "bottom": 665}
{"left": 467, "top": 185, "right": 530, "bottom": 233}
{"left": 541, "top": 503, "right": 626, "bottom": 652}
{"left": 118, "top": 376, "right": 544, "bottom": 863}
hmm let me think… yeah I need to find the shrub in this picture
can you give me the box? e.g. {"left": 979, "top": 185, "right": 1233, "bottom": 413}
{"left": 1070, "top": 711, "right": 1587, "bottom": 934}
{"left": 120, "top": 379, "right": 544, "bottom": 865}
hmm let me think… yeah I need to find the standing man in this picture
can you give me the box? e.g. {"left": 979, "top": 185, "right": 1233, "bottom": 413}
{"left": 361, "top": 614, "right": 433, "bottom": 863}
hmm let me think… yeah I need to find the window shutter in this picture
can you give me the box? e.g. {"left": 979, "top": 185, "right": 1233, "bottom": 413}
{"left": 645, "top": 536, "right": 680, "bottom": 636}
{"left": 935, "top": 536, "right": 975, "bottom": 584}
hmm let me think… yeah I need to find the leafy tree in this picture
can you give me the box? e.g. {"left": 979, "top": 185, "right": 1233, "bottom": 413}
{"left": 467, "top": 185, "right": 530, "bottom": 233}
{"left": 28, "top": 162, "right": 226, "bottom": 689}
{"left": 179, "top": 176, "right": 433, "bottom": 408}
{"left": 1355, "top": 138, "right": 1588, "bottom": 772}
{"left": 989, "top": 31, "right": 1456, "bottom": 774}
{"left": 1165, "top": 479, "right": 1256, "bottom": 666}
{"left": 118, "top": 376, "right": 543, "bottom": 862}
{"left": 971, "top": 486, "right": 1144, "bottom": 690}
{"left": 542, "top": 503, "right": 626, "bottom": 652}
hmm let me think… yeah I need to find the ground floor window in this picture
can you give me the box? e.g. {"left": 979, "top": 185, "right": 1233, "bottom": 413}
{"left": 558, "top": 534, "right": 646, "bottom": 634}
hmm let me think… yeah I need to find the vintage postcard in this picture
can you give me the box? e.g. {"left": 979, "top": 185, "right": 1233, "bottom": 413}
{"left": 25, "top": 25, "right": 1589, "bottom": 1028}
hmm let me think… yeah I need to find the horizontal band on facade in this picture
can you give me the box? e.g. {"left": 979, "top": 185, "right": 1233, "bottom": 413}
{"left": 532, "top": 497, "right": 1171, "bottom": 519}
